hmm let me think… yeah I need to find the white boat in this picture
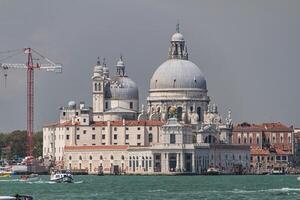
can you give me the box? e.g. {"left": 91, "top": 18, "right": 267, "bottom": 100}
{"left": 50, "top": 172, "right": 73, "bottom": 183}
{"left": 207, "top": 167, "right": 221, "bottom": 175}
{"left": 0, "top": 194, "right": 33, "bottom": 200}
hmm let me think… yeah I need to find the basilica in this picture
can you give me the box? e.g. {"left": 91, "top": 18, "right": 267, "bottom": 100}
{"left": 43, "top": 25, "right": 250, "bottom": 174}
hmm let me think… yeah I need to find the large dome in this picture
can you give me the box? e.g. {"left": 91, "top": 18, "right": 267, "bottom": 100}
{"left": 150, "top": 59, "right": 207, "bottom": 90}
{"left": 110, "top": 76, "right": 139, "bottom": 100}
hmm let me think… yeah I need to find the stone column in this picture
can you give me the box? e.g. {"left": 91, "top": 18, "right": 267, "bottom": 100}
{"left": 166, "top": 153, "right": 169, "bottom": 173}
{"left": 180, "top": 152, "right": 184, "bottom": 172}
{"left": 176, "top": 153, "right": 180, "bottom": 172}
{"left": 192, "top": 153, "right": 195, "bottom": 173}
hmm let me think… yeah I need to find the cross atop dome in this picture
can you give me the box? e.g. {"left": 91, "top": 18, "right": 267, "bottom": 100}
{"left": 176, "top": 23, "right": 180, "bottom": 33}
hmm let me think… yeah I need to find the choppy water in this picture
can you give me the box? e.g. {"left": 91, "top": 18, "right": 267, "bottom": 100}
{"left": 0, "top": 175, "right": 300, "bottom": 200}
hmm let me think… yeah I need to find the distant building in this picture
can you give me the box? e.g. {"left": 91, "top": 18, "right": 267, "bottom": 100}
{"left": 233, "top": 122, "right": 294, "bottom": 173}
{"left": 293, "top": 128, "right": 300, "bottom": 166}
{"left": 43, "top": 25, "right": 250, "bottom": 175}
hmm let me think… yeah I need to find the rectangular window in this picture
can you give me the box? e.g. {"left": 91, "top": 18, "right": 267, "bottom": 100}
{"left": 276, "top": 156, "right": 281, "bottom": 161}
{"left": 114, "top": 142, "right": 118, "bottom": 145}
{"left": 126, "top": 127, "right": 129, "bottom": 130}
{"left": 114, "top": 134, "right": 118, "bottom": 140}
{"left": 76, "top": 135, "right": 80, "bottom": 140}
{"left": 148, "top": 133, "right": 153, "bottom": 143}
{"left": 282, "top": 156, "right": 287, "bottom": 161}
{"left": 170, "top": 134, "right": 176, "bottom": 144}
{"left": 77, "top": 127, "right": 80, "bottom": 130}
{"left": 137, "top": 134, "right": 141, "bottom": 139}
{"left": 92, "top": 143, "right": 96, "bottom": 146}
{"left": 125, "top": 134, "right": 129, "bottom": 140}
{"left": 92, "top": 127, "right": 95, "bottom": 130}
{"left": 76, "top": 112, "right": 79, "bottom": 116}
{"left": 83, "top": 118, "right": 86, "bottom": 123}
{"left": 102, "top": 127, "right": 105, "bottom": 130}
{"left": 63, "top": 112, "right": 66, "bottom": 116}
{"left": 102, "top": 135, "right": 105, "bottom": 139}
{"left": 114, "top": 127, "right": 117, "bottom": 131}
{"left": 105, "top": 102, "right": 108, "bottom": 109}
{"left": 66, "top": 135, "right": 70, "bottom": 140}
{"left": 137, "top": 143, "right": 141, "bottom": 146}
{"left": 137, "top": 127, "right": 140, "bottom": 130}
{"left": 125, "top": 142, "right": 129, "bottom": 145}
{"left": 83, "top": 130, "right": 86, "bottom": 134}
{"left": 102, "top": 142, "right": 106, "bottom": 145}
{"left": 92, "top": 134, "right": 96, "bottom": 140}
{"left": 66, "top": 127, "right": 69, "bottom": 131}
{"left": 149, "top": 127, "right": 152, "bottom": 131}
{"left": 130, "top": 102, "right": 133, "bottom": 109}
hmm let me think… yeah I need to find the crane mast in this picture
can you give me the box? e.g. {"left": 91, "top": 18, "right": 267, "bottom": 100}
{"left": 0, "top": 48, "right": 62, "bottom": 157}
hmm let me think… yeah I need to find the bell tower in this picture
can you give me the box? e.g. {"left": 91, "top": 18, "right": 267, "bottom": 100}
{"left": 92, "top": 57, "right": 105, "bottom": 120}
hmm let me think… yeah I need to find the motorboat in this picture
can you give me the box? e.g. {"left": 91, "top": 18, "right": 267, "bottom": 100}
{"left": 207, "top": 167, "right": 221, "bottom": 175}
{"left": 0, "top": 194, "right": 33, "bottom": 200}
{"left": 19, "top": 174, "right": 39, "bottom": 182}
{"left": 50, "top": 171, "right": 73, "bottom": 183}
{"left": 0, "top": 167, "right": 13, "bottom": 177}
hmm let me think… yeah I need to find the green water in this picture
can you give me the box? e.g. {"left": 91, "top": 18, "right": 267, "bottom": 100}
{"left": 0, "top": 175, "right": 300, "bottom": 200}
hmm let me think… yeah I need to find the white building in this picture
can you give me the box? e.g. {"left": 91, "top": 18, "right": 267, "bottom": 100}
{"left": 43, "top": 24, "right": 250, "bottom": 174}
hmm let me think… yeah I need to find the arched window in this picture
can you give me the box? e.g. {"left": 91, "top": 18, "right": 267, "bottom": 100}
{"left": 250, "top": 137, "right": 252, "bottom": 144}
{"left": 257, "top": 137, "right": 260, "bottom": 145}
{"left": 89, "top": 155, "right": 92, "bottom": 160}
{"left": 79, "top": 156, "right": 82, "bottom": 160}
{"left": 157, "top": 107, "right": 161, "bottom": 113}
{"left": 110, "top": 155, "right": 114, "bottom": 160}
{"left": 94, "top": 83, "right": 98, "bottom": 91}
{"left": 244, "top": 137, "right": 247, "bottom": 144}
{"left": 280, "top": 136, "right": 283, "bottom": 143}
{"left": 197, "top": 107, "right": 201, "bottom": 122}
{"left": 69, "top": 156, "right": 72, "bottom": 160}
{"left": 238, "top": 137, "right": 241, "bottom": 144}
{"left": 177, "top": 107, "right": 182, "bottom": 121}
{"left": 121, "top": 155, "right": 125, "bottom": 160}
{"left": 100, "top": 155, "right": 103, "bottom": 160}
{"left": 98, "top": 83, "right": 101, "bottom": 91}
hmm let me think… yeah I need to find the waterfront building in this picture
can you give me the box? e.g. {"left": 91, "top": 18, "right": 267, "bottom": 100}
{"left": 232, "top": 122, "right": 294, "bottom": 173}
{"left": 43, "top": 25, "right": 250, "bottom": 174}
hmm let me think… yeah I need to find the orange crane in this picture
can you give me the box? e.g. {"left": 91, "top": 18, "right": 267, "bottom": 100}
{"left": 0, "top": 48, "right": 62, "bottom": 157}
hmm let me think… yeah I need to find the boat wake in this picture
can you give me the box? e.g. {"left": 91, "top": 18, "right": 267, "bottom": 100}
{"left": 0, "top": 179, "right": 19, "bottom": 182}
{"left": 231, "top": 187, "right": 300, "bottom": 194}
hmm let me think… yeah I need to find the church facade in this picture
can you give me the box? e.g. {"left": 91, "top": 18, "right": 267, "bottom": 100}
{"left": 43, "top": 25, "right": 250, "bottom": 174}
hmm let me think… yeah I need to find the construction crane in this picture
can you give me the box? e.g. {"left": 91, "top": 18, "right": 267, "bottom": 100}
{"left": 0, "top": 48, "right": 62, "bottom": 157}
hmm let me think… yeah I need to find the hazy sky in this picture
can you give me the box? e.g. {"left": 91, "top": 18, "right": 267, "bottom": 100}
{"left": 0, "top": 0, "right": 299, "bottom": 132}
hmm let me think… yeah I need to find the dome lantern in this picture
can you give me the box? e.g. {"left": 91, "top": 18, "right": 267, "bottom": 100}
{"left": 168, "top": 23, "right": 188, "bottom": 60}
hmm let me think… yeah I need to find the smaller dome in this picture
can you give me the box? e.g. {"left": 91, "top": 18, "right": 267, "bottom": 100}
{"left": 68, "top": 101, "right": 76, "bottom": 108}
{"left": 117, "top": 60, "right": 125, "bottom": 67}
{"left": 94, "top": 65, "right": 103, "bottom": 73}
{"left": 171, "top": 32, "right": 184, "bottom": 42}
{"left": 110, "top": 76, "right": 138, "bottom": 100}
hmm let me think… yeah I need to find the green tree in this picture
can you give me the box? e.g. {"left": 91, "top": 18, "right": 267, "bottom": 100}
{"left": 33, "top": 131, "right": 43, "bottom": 157}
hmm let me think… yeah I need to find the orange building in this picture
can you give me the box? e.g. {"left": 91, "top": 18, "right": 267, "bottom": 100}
{"left": 233, "top": 122, "right": 294, "bottom": 174}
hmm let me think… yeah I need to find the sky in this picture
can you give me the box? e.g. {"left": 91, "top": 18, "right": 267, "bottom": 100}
{"left": 0, "top": 0, "right": 299, "bottom": 132}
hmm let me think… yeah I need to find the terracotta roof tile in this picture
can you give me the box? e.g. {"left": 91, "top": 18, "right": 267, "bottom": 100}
{"left": 250, "top": 148, "right": 270, "bottom": 155}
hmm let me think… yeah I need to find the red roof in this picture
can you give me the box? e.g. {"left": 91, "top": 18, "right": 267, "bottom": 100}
{"left": 250, "top": 148, "right": 270, "bottom": 156}
{"left": 65, "top": 145, "right": 129, "bottom": 151}
{"left": 275, "top": 148, "right": 293, "bottom": 155}
{"left": 234, "top": 122, "right": 293, "bottom": 132}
